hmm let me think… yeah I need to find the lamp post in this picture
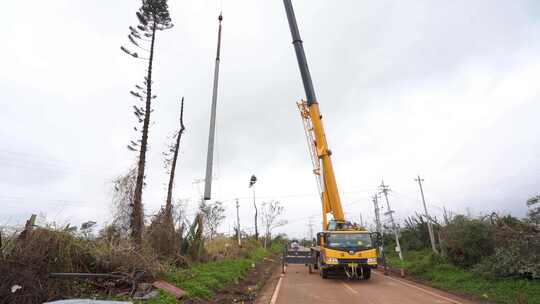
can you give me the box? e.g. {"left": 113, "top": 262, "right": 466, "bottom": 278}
{"left": 249, "top": 175, "right": 258, "bottom": 240}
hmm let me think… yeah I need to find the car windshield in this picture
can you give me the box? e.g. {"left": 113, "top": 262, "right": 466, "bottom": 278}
{"left": 326, "top": 233, "right": 372, "bottom": 250}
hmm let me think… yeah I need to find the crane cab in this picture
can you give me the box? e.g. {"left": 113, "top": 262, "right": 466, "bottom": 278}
{"left": 312, "top": 225, "right": 381, "bottom": 280}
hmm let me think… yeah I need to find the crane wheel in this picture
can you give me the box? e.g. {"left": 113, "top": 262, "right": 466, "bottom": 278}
{"left": 363, "top": 267, "right": 371, "bottom": 280}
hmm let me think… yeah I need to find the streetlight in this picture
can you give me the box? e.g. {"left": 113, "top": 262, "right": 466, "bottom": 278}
{"left": 249, "top": 175, "right": 258, "bottom": 239}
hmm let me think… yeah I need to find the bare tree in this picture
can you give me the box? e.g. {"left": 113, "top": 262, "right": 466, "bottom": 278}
{"left": 527, "top": 195, "right": 540, "bottom": 224}
{"left": 199, "top": 200, "right": 226, "bottom": 240}
{"left": 164, "top": 98, "right": 186, "bottom": 227}
{"left": 122, "top": 0, "right": 173, "bottom": 246}
{"left": 173, "top": 198, "right": 189, "bottom": 231}
{"left": 261, "top": 201, "right": 287, "bottom": 248}
{"left": 111, "top": 166, "right": 138, "bottom": 238}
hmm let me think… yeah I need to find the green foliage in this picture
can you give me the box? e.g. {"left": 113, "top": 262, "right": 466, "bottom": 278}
{"left": 270, "top": 240, "right": 284, "bottom": 253}
{"left": 181, "top": 213, "right": 205, "bottom": 261}
{"left": 472, "top": 214, "right": 540, "bottom": 279}
{"left": 400, "top": 213, "right": 439, "bottom": 251}
{"left": 442, "top": 215, "right": 494, "bottom": 267}
{"left": 386, "top": 250, "right": 540, "bottom": 304}
{"left": 473, "top": 247, "right": 528, "bottom": 279}
{"left": 136, "top": 291, "right": 177, "bottom": 304}
{"left": 138, "top": 0, "right": 173, "bottom": 29}
{"left": 392, "top": 197, "right": 540, "bottom": 279}
{"left": 164, "top": 245, "right": 271, "bottom": 300}
{"left": 199, "top": 200, "right": 226, "bottom": 240}
{"left": 408, "top": 251, "right": 445, "bottom": 276}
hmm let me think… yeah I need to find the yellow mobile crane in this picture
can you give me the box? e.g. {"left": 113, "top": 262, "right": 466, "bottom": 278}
{"left": 283, "top": 0, "right": 380, "bottom": 280}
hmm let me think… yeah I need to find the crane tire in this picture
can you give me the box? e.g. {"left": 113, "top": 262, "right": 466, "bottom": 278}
{"left": 363, "top": 267, "right": 371, "bottom": 280}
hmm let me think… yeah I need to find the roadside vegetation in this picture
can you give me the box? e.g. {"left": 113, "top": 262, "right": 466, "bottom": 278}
{"left": 164, "top": 242, "right": 281, "bottom": 300}
{"left": 131, "top": 241, "right": 282, "bottom": 304}
{"left": 386, "top": 250, "right": 539, "bottom": 304}
{"left": 0, "top": 224, "right": 284, "bottom": 303}
{"left": 382, "top": 195, "right": 540, "bottom": 304}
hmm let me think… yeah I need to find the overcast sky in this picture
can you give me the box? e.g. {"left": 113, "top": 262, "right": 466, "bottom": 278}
{"left": 1, "top": 0, "right": 539, "bottom": 238}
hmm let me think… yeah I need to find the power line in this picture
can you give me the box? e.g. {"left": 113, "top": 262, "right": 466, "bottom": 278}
{"left": 211, "top": 188, "right": 376, "bottom": 203}
{"left": 0, "top": 150, "right": 119, "bottom": 176}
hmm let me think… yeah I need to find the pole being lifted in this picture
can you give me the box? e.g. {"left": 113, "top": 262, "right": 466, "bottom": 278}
{"left": 203, "top": 13, "right": 223, "bottom": 200}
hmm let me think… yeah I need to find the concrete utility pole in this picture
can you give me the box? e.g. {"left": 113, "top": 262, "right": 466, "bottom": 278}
{"left": 372, "top": 195, "right": 382, "bottom": 235}
{"left": 308, "top": 217, "right": 314, "bottom": 244}
{"left": 372, "top": 194, "right": 385, "bottom": 266}
{"left": 379, "top": 181, "right": 403, "bottom": 261}
{"left": 415, "top": 175, "right": 438, "bottom": 254}
{"left": 236, "top": 198, "right": 241, "bottom": 246}
{"left": 203, "top": 13, "right": 224, "bottom": 200}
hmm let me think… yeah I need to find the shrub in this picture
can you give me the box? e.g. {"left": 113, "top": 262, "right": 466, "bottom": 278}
{"left": 205, "top": 236, "right": 240, "bottom": 260}
{"left": 441, "top": 215, "right": 494, "bottom": 267}
{"left": 473, "top": 214, "right": 540, "bottom": 279}
{"left": 405, "top": 251, "right": 445, "bottom": 276}
{"left": 400, "top": 213, "right": 439, "bottom": 251}
{"left": 146, "top": 208, "right": 178, "bottom": 259}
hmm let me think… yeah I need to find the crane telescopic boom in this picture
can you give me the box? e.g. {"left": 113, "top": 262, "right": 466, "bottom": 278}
{"left": 283, "top": 0, "right": 344, "bottom": 230}
{"left": 282, "top": 0, "right": 379, "bottom": 281}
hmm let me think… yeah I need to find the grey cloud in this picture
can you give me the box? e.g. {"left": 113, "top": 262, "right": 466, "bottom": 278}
{"left": 0, "top": 0, "right": 538, "bottom": 238}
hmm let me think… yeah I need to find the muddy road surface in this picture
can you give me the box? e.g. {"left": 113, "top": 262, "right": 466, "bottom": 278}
{"left": 271, "top": 264, "right": 477, "bottom": 304}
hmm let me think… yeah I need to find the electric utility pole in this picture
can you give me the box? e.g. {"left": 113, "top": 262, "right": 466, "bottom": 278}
{"left": 308, "top": 217, "right": 314, "bottom": 245}
{"left": 236, "top": 198, "right": 241, "bottom": 246}
{"left": 415, "top": 175, "right": 438, "bottom": 254}
{"left": 372, "top": 194, "right": 385, "bottom": 267}
{"left": 372, "top": 194, "right": 382, "bottom": 235}
{"left": 379, "top": 181, "right": 403, "bottom": 261}
{"left": 203, "top": 13, "right": 224, "bottom": 201}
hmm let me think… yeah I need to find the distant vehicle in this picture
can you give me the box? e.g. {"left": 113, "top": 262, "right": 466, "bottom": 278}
{"left": 290, "top": 241, "right": 300, "bottom": 251}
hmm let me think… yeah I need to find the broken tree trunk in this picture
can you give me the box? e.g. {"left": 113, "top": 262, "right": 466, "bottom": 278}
{"left": 165, "top": 98, "right": 186, "bottom": 226}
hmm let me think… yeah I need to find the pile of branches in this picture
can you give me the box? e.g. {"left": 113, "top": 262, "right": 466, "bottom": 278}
{"left": 0, "top": 259, "right": 46, "bottom": 304}
{"left": 0, "top": 226, "right": 163, "bottom": 304}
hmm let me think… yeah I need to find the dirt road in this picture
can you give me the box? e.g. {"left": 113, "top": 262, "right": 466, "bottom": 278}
{"left": 272, "top": 264, "right": 477, "bottom": 304}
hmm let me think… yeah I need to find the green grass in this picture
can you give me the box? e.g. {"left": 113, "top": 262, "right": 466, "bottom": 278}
{"left": 385, "top": 250, "right": 540, "bottom": 304}
{"left": 136, "top": 244, "right": 281, "bottom": 304}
